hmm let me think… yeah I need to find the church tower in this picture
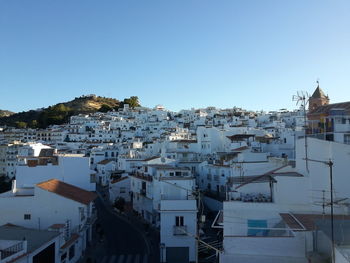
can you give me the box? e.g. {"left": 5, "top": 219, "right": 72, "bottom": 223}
{"left": 309, "top": 82, "right": 329, "bottom": 111}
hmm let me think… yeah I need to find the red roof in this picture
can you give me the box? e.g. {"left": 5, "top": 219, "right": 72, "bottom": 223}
{"left": 37, "top": 179, "right": 97, "bottom": 205}
{"left": 49, "top": 224, "right": 65, "bottom": 229}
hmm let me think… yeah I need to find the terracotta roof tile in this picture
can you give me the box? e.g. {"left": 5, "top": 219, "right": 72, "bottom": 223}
{"left": 37, "top": 179, "right": 97, "bottom": 205}
{"left": 311, "top": 86, "right": 327, "bottom": 99}
{"left": 309, "top": 101, "right": 350, "bottom": 115}
{"left": 49, "top": 224, "right": 65, "bottom": 229}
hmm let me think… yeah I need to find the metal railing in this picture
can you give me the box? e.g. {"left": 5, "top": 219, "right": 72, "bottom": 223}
{"left": 0, "top": 242, "right": 24, "bottom": 260}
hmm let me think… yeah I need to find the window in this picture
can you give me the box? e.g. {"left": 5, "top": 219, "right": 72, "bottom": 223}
{"left": 24, "top": 214, "right": 31, "bottom": 220}
{"left": 69, "top": 244, "right": 75, "bottom": 260}
{"left": 175, "top": 216, "right": 184, "bottom": 226}
{"left": 344, "top": 134, "right": 350, "bottom": 145}
{"left": 90, "top": 174, "right": 96, "bottom": 183}
{"left": 61, "top": 252, "right": 67, "bottom": 261}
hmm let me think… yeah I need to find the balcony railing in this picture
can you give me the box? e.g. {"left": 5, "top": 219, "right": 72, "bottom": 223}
{"left": 0, "top": 242, "right": 24, "bottom": 260}
{"left": 173, "top": 225, "right": 187, "bottom": 236}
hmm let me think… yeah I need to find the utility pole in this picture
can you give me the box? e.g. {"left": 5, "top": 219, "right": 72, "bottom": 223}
{"left": 293, "top": 91, "right": 310, "bottom": 173}
{"left": 304, "top": 158, "right": 335, "bottom": 263}
{"left": 329, "top": 160, "right": 335, "bottom": 263}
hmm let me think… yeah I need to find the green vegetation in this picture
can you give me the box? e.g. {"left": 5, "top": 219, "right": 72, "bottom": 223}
{"left": 37, "top": 104, "right": 73, "bottom": 127}
{"left": 98, "top": 104, "right": 113, "bottom": 113}
{"left": 119, "top": 96, "right": 140, "bottom": 109}
{"left": 0, "top": 95, "right": 141, "bottom": 128}
{"left": 15, "top": 121, "right": 27, "bottom": 129}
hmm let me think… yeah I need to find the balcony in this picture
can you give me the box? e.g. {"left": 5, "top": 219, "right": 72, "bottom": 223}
{"left": 0, "top": 241, "right": 25, "bottom": 260}
{"left": 173, "top": 225, "right": 187, "bottom": 236}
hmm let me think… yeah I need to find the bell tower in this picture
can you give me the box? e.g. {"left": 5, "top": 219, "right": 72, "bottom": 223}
{"left": 309, "top": 81, "right": 329, "bottom": 111}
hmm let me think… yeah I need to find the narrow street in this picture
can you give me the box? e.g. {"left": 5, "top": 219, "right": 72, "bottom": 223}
{"left": 83, "top": 186, "right": 159, "bottom": 263}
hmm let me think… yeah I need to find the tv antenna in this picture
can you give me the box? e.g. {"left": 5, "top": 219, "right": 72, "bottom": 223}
{"left": 292, "top": 91, "right": 310, "bottom": 173}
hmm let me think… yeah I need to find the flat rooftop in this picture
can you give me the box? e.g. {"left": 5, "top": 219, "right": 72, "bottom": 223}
{"left": 0, "top": 225, "right": 60, "bottom": 252}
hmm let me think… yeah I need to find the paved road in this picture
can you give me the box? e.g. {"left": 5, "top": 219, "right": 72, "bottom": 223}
{"left": 95, "top": 197, "right": 149, "bottom": 257}
{"left": 99, "top": 253, "right": 150, "bottom": 263}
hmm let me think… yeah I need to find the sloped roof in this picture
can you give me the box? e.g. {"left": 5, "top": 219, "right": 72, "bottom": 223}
{"left": 231, "top": 146, "right": 249, "bottom": 152}
{"left": 311, "top": 86, "right": 328, "bottom": 99}
{"left": 37, "top": 179, "right": 97, "bottom": 205}
{"left": 110, "top": 176, "right": 129, "bottom": 184}
{"left": 143, "top": 156, "right": 160, "bottom": 162}
{"left": 48, "top": 224, "right": 65, "bottom": 229}
{"left": 308, "top": 101, "right": 350, "bottom": 115}
{"left": 235, "top": 165, "right": 287, "bottom": 189}
{"left": 97, "top": 159, "right": 114, "bottom": 165}
{"left": 280, "top": 213, "right": 350, "bottom": 231}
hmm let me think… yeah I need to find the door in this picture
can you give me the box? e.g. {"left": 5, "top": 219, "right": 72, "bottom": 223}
{"left": 166, "top": 247, "right": 189, "bottom": 263}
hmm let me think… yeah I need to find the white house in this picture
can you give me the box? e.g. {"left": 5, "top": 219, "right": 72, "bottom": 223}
{"left": 15, "top": 153, "right": 95, "bottom": 191}
{"left": 160, "top": 199, "right": 197, "bottom": 263}
{"left": 0, "top": 224, "right": 61, "bottom": 263}
{"left": 96, "top": 159, "right": 116, "bottom": 186}
{"left": 109, "top": 175, "right": 131, "bottom": 203}
{"left": 0, "top": 179, "right": 97, "bottom": 263}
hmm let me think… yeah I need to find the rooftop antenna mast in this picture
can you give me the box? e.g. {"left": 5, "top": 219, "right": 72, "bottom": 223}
{"left": 292, "top": 90, "right": 310, "bottom": 173}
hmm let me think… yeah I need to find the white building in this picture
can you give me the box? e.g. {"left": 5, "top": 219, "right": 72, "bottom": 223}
{"left": 0, "top": 179, "right": 97, "bottom": 263}
{"left": 16, "top": 152, "right": 95, "bottom": 191}
{"left": 0, "top": 225, "right": 61, "bottom": 263}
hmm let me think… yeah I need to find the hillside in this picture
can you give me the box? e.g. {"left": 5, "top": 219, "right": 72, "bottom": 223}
{"left": 0, "top": 110, "right": 15, "bottom": 118}
{"left": 0, "top": 95, "right": 140, "bottom": 129}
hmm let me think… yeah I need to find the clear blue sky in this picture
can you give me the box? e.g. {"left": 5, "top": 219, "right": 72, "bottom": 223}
{"left": 1, "top": 0, "right": 349, "bottom": 112}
